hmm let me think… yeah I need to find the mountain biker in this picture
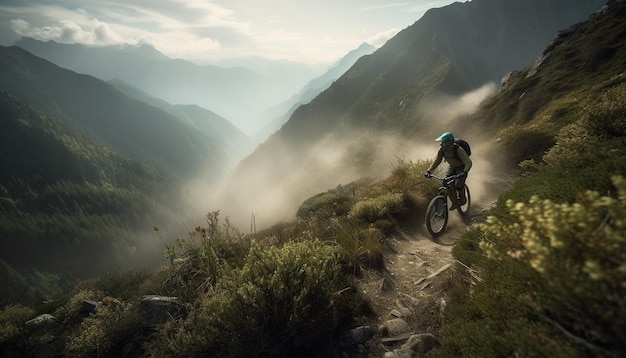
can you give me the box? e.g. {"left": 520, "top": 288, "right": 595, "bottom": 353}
{"left": 424, "top": 132, "right": 472, "bottom": 209}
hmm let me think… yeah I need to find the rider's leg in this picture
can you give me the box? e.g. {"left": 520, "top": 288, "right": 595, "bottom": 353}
{"left": 457, "top": 177, "right": 467, "bottom": 205}
{"left": 448, "top": 166, "right": 464, "bottom": 210}
{"left": 452, "top": 166, "right": 467, "bottom": 206}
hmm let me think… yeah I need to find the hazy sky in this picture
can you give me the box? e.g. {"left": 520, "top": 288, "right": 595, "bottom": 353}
{"left": 0, "top": 0, "right": 456, "bottom": 65}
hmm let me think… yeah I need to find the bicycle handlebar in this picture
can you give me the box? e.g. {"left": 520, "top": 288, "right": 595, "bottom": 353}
{"left": 425, "top": 173, "right": 465, "bottom": 181}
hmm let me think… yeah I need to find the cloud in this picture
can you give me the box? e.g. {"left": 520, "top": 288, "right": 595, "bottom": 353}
{"left": 367, "top": 28, "right": 401, "bottom": 48}
{"left": 11, "top": 18, "right": 123, "bottom": 45}
{"left": 1, "top": 0, "right": 457, "bottom": 64}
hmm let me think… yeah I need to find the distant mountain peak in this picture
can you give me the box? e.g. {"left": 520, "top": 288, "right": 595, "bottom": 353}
{"left": 14, "top": 37, "right": 170, "bottom": 61}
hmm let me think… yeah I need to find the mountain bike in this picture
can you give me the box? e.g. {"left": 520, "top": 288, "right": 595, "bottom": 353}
{"left": 424, "top": 173, "right": 471, "bottom": 237}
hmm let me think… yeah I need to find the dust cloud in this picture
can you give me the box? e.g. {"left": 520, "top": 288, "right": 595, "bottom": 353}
{"left": 183, "top": 82, "right": 506, "bottom": 234}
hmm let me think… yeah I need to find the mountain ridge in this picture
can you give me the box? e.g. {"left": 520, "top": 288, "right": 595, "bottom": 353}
{"left": 215, "top": 0, "right": 606, "bottom": 229}
{"left": 13, "top": 37, "right": 323, "bottom": 135}
{"left": 0, "top": 45, "right": 235, "bottom": 181}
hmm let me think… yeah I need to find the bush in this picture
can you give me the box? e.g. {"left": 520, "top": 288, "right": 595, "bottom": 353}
{"left": 439, "top": 176, "right": 626, "bottom": 357}
{"left": 479, "top": 176, "right": 626, "bottom": 354}
{"left": 581, "top": 84, "right": 626, "bottom": 139}
{"left": 349, "top": 192, "right": 406, "bottom": 223}
{"left": 66, "top": 301, "right": 145, "bottom": 357}
{"left": 0, "top": 304, "right": 37, "bottom": 357}
{"left": 152, "top": 239, "right": 361, "bottom": 358}
{"left": 161, "top": 211, "right": 250, "bottom": 303}
{"left": 497, "top": 126, "right": 556, "bottom": 166}
{"left": 296, "top": 191, "right": 353, "bottom": 219}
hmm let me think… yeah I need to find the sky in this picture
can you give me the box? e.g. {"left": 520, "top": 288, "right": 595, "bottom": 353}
{"left": 0, "top": 0, "right": 456, "bottom": 65}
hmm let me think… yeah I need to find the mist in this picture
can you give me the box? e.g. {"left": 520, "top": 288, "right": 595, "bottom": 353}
{"left": 176, "top": 83, "right": 502, "bottom": 234}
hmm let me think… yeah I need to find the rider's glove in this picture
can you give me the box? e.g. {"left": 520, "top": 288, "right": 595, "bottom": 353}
{"left": 424, "top": 170, "right": 432, "bottom": 178}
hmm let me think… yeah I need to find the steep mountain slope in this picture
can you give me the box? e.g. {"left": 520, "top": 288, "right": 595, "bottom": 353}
{"left": 433, "top": 1, "right": 626, "bottom": 355}
{"left": 255, "top": 43, "right": 377, "bottom": 141}
{"left": 279, "top": 0, "right": 606, "bottom": 141}
{"left": 0, "top": 46, "right": 232, "bottom": 181}
{"left": 108, "top": 79, "right": 254, "bottom": 159}
{"left": 475, "top": 0, "right": 626, "bottom": 165}
{"left": 0, "top": 90, "right": 179, "bottom": 280}
{"left": 216, "top": 0, "right": 607, "bottom": 228}
{"left": 13, "top": 38, "right": 316, "bottom": 134}
{"left": 0, "top": 46, "right": 248, "bottom": 289}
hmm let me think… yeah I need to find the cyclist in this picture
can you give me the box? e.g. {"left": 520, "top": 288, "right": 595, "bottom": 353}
{"left": 424, "top": 132, "right": 472, "bottom": 209}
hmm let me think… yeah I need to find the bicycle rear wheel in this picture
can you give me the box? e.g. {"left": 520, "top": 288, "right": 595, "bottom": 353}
{"left": 457, "top": 184, "right": 471, "bottom": 215}
{"left": 425, "top": 195, "right": 448, "bottom": 237}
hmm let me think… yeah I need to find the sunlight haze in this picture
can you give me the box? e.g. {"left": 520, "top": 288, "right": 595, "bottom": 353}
{"left": 0, "top": 0, "right": 456, "bottom": 65}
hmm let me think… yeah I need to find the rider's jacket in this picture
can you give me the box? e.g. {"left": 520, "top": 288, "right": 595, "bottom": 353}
{"left": 428, "top": 144, "right": 472, "bottom": 172}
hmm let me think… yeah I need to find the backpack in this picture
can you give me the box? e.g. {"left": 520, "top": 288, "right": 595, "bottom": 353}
{"left": 453, "top": 139, "right": 471, "bottom": 158}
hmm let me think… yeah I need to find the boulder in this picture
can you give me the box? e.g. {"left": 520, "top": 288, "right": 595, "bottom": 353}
{"left": 137, "top": 295, "right": 182, "bottom": 326}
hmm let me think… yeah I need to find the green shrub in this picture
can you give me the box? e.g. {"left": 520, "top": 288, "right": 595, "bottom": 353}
{"left": 85, "top": 270, "right": 151, "bottom": 301}
{"left": 56, "top": 288, "right": 106, "bottom": 322}
{"left": 440, "top": 176, "right": 626, "bottom": 357}
{"left": 497, "top": 126, "right": 556, "bottom": 165}
{"left": 480, "top": 176, "right": 626, "bottom": 353}
{"left": 581, "top": 84, "right": 626, "bottom": 139}
{"left": 161, "top": 211, "right": 250, "bottom": 303}
{"left": 0, "top": 304, "right": 37, "bottom": 356}
{"left": 296, "top": 191, "right": 353, "bottom": 219}
{"left": 66, "top": 301, "right": 145, "bottom": 357}
{"left": 333, "top": 222, "right": 386, "bottom": 272}
{"left": 349, "top": 192, "right": 406, "bottom": 223}
{"left": 152, "top": 239, "right": 361, "bottom": 358}
{"left": 387, "top": 157, "right": 433, "bottom": 193}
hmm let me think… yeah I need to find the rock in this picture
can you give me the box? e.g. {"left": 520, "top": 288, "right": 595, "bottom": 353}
{"left": 383, "top": 333, "right": 440, "bottom": 358}
{"left": 349, "top": 326, "right": 374, "bottom": 344}
{"left": 102, "top": 296, "right": 122, "bottom": 306}
{"left": 25, "top": 313, "right": 57, "bottom": 327}
{"left": 81, "top": 300, "right": 99, "bottom": 315}
{"left": 402, "top": 333, "right": 440, "bottom": 354}
{"left": 383, "top": 347, "right": 413, "bottom": 358}
{"left": 390, "top": 304, "right": 411, "bottom": 318}
{"left": 381, "top": 318, "right": 411, "bottom": 337}
{"left": 137, "top": 295, "right": 182, "bottom": 326}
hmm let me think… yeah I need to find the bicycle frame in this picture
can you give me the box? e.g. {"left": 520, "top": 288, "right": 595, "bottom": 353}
{"left": 429, "top": 174, "right": 461, "bottom": 209}
{"left": 424, "top": 173, "right": 471, "bottom": 237}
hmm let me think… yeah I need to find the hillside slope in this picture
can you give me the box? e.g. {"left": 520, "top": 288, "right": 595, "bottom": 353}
{"left": 0, "top": 90, "right": 179, "bottom": 281}
{"left": 13, "top": 38, "right": 317, "bottom": 133}
{"left": 1, "top": 2, "right": 624, "bottom": 357}
{"left": 215, "top": 0, "right": 606, "bottom": 229}
{"left": 0, "top": 46, "right": 232, "bottom": 181}
{"left": 0, "top": 46, "right": 246, "bottom": 296}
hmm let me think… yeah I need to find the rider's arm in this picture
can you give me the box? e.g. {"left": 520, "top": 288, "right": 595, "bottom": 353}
{"left": 427, "top": 150, "right": 444, "bottom": 172}
{"left": 457, "top": 147, "right": 472, "bottom": 173}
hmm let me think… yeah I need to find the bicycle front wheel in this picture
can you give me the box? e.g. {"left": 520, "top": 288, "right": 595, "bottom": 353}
{"left": 425, "top": 195, "right": 448, "bottom": 237}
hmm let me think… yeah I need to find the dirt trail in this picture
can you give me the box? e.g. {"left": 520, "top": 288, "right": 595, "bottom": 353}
{"left": 356, "top": 220, "right": 464, "bottom": 329}
{"left": 355, "top": 193, "right": 499, "bottom": 355}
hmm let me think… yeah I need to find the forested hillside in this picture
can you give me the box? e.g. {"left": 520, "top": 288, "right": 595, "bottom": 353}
{"left": 0, "top": 46, "right": 244, "bottom": 304}
{"left": 0, "top": 91, "right": 182, "bottom": 301}
{"left": 0, "top": 46, "right": 235, "bottom": 181}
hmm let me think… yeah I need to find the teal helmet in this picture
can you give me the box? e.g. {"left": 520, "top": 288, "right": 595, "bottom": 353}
{"left": 436, "top": 132, "right": 454, "bottom": 143}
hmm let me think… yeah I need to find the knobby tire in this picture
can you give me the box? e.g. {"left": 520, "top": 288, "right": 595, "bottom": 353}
{"left": 426, "top": 195, "right": 448, "bottom": 237}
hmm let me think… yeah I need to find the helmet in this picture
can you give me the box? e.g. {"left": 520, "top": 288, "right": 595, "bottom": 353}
{"left": 436, "top": 132, "right": 454, "bottom": 143}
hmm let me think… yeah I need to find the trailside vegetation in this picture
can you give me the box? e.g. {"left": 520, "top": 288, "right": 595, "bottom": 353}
{"left": 433, "top": 18, "right": 626, "bottom": 356}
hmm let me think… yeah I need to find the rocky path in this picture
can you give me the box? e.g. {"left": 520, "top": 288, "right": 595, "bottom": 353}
{"left": 353, "top": 201, "right": 492, "bottom": 357}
